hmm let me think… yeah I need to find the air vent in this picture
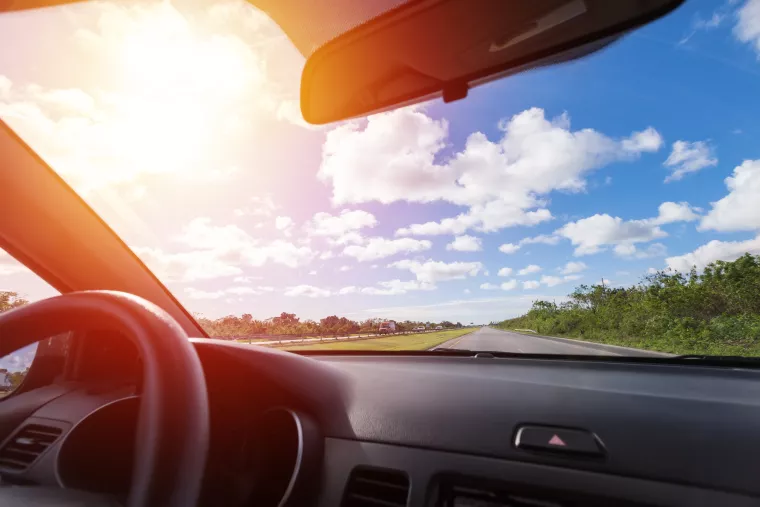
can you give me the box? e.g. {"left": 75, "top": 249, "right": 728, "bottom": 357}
{"left": 342, "top": 467, "right": 410, "bottom": 507}
{"left": 0, "top": 424, "right": 63, "bottom": 471}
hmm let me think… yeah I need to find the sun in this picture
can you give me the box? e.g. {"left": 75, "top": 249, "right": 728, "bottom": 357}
{"left": 109, "top": 3, "right": 265, "bottom": 178}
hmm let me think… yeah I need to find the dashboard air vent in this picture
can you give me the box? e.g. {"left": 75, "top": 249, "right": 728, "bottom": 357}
{"left": 342, "top": 467, "right": 410, "bottom": 507}
{"left": 0, "top": 423, "right": 63, "bottom": 471}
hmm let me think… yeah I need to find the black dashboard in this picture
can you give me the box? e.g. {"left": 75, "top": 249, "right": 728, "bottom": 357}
{"left": 1, "top": 337, "right": 759, "bottom": 506}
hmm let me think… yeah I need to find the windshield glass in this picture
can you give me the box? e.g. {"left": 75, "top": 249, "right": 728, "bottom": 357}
{"left": 2, "top": 0, "right": 760, "bottom": 356}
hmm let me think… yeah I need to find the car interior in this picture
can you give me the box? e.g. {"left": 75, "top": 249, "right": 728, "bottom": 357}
{"left": 1, "top": 0, "right": 760, "bottom": 506}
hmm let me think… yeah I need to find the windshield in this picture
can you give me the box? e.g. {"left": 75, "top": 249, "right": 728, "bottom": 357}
{"left": 2, "top": 0, "right": 760, "bottom": 357}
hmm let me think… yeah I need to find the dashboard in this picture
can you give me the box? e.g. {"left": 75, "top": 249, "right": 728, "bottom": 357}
{"left": 0, "top": 337, "right": 759, "bottom": 506}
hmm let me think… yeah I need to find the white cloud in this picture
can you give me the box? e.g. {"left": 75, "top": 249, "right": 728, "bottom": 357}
{"left": 134, "top": 246, "right": 242, "bottom": 282}
{"left": 652, "top": 201, "right": 700, "bottom": 225}
{"left": 341, "top": 279, "right": 435, "bottom": 296}
{"left": 621, "top": 127, "right": 664, "bottom": 152}
{"left": 735, "top": 0, "right": 760, "bottom": 56}
{"left": 556, "top": 201, "right": 698, "bottom": 257}
{"left": 540, "top": 275, "right": 563, "bottom": 287}
{"left": 184, "top": 285, "right": 273, "bottom": 300}
{"left": 517, "top": 264, "right": 542, "bottom": 276}
{"left": 563, "top": 274, "right": 583, "bottom": 282}
{"left": 557, "top": 214, "right": 667, "bottom": 256}
{"left": 329, "top": 232, "right": 364, "bottom": 246}
{"left": 523, "top": 280, "right": 541, "bottom": 290}
{"left": 338, "top": 265, "right": 352, "bottom": 272}
{"left": 308, "top": 270, "right": 317, "bottom": 275}
{"left": 700, "top": 160, "right": 760, "bottom": 232}
{"left": 390, "top": 259, "right": 483, "bottom": 283}
{"left": 560, "top": 261, "right": 587, "bottom": 274}
{"left": 275, "top": 215, "right": 294, "bottom": 236}
{"left": 482, "top": 280, "right": 518, "bottom": 291}
{"left": 664, "top": 140, "right": 717, "bottom": 182}
{"left": 234, "top": 196, "right": 278, "bottom": 217}
{"left": 175, "top": 217, "right": 251, "bottom": 250}
{"left": 343, "top": 237, "right": 431, "bottom": 262}
{"left": 679, "top": 6, "right": 728, "bottom": 45}
{"left": 519, "top": 234, "right": 561, "bottom": 246}
{"left": 647, "top": 267, "right": 659, "bottom": 275}
{"left": 275, "top": 216, "right": 293, "bottom": 229}
{"left": 446, "top": 235, "right": 482, "bottom": 252}
{"left": 233, "top": 275, "right": 263, "bottom": 283}
{"left": 362, "top": 279, "right": 434, "bottom": 295}
{"left": 497, "top": 267, "right": 513, "bottom": 277}
{"left": 396, "top": 208, "right": 552, "bottom": 236}
{"left": 614, "top": 242, "right": 667, "bottom": 259}
{"left": 320, "top": 107, "right": 452, "bottom": 206}
{"left": 666, "top": 236, "right": 760, "bottom": 272}
{"left": 305, "top": 209, "right": 377, "bottom": 240}
{"left": 319, "top": 251, "right": 334, "bottom": 260}
{"left": 500, "top": 279, "right": 518, "bottom": 290}
{"left": 284, "top": 285, "right": 332, "bottom": 298}
{"left": 323, "top": 107, "right": 661, "bottom": 237}
{"left": 464, "top": 289, "right": 471, "bottom": 294}
{"left": 499, "top": 243, "right": 520, "bottom": 254}
{"left": 171, "top": 217, "right": 315, "bottom": 270}
{"left": 258, "top": 240, "right": 317, "bottom": 268}
{"left": 492, "top": 234, "right": 560, "bottom": 254}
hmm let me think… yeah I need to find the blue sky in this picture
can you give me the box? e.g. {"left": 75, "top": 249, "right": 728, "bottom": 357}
{"left": 1, "top": 0, "right": 760, "bottom": 326}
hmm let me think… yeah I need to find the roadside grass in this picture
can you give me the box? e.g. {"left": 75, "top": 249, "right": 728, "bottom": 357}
{"left": 235, "top": 333, "right": 368, "bottom": 344}
{"left": 283, "top": 328, "right": 474, "bottom": 351}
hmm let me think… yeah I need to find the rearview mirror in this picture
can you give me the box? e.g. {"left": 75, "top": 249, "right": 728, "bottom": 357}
{"left": 300, "top": 0, "right": 683, "bottom": 125}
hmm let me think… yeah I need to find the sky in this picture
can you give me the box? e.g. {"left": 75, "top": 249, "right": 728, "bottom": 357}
{"left": 1, "top": 0, "right": 760, "bottom": 326}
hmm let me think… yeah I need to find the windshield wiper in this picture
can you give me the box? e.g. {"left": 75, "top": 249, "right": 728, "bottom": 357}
{"left": 440, "top": 350, "right": 760, "bottom": 367}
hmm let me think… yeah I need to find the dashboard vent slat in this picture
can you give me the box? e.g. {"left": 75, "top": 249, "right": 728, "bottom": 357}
{"left": 0, "top": 424, "right": 63, "bottom": 472}
{"left": 342, "top": 467, "right": 410, "bottom": 507}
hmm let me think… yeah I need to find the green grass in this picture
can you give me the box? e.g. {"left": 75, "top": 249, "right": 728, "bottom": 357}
{"left": 282, "top": 328, "right": 474, "bottom": 351}
{"left": 235, "top": 333, "right": 368, "bottom": 344}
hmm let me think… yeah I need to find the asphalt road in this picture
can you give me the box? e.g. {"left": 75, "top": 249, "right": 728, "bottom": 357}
{"left": 436, "top": 327, "right": 667, "bottom": 357}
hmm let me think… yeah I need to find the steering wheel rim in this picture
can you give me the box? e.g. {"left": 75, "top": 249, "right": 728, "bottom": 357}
{"left": 0, "top": 291, "right": 209, "bottom": 507}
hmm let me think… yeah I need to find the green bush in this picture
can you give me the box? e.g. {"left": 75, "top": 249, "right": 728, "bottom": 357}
{"left": 496, "top": 254, "right": 760, "bottom": 356}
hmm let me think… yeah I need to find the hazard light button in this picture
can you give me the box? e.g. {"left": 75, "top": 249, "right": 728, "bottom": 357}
{"left": 514, "top": 426, "right": 605, "bottom": 457}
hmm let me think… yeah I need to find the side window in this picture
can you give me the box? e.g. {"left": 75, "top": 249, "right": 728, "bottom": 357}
{"left": 0, "top": 249, "right": 60, "bottom": 397}
{"left": 0, "top": 343, "right": 38, "bottom": 397}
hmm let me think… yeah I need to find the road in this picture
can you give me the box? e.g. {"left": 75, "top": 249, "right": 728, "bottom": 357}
{"left": 436, "top": 327, "right": 668, "bottom": 357}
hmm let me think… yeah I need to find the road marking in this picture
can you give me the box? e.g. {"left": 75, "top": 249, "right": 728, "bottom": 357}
{"left": 502, "top": 330, "right": 621, "bottom": 356}
{"left": 439, "top": 329, "right": 479, "bottom": 349}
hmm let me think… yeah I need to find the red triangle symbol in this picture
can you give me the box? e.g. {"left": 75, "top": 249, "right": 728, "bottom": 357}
{"left": 548, "top": 434, "right": 566, "bottom": 446}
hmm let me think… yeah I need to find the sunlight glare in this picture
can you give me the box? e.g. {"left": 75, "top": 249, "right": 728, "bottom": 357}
{"left": 112, "top": 3, "right": 265, "bottom": 177}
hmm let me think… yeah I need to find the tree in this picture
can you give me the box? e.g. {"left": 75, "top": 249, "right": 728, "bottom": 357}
{"left": 496, "top": 253, "right": 760, "bottom": 356}
{"left": 0, "top": 292, "right": 28, "bottom": 313}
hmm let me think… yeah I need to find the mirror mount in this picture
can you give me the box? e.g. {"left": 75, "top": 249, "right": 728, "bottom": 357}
{"left": 443, "top": 81, "right": 469, "bottom": 103}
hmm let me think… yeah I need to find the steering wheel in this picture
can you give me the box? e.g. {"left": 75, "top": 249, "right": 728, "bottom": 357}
{"left": 0, "top": 291, "right": 209, "bottom": 507}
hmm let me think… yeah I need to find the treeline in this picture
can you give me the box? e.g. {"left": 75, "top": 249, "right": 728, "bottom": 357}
{"left": 0, "top": 289, "right": 464, "bottom": 339}
{"left": 196, "top": 312, "right": 463, "bottom": 338}
{"left": 498, "top": 253, "right": 760, "bottom": 356}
